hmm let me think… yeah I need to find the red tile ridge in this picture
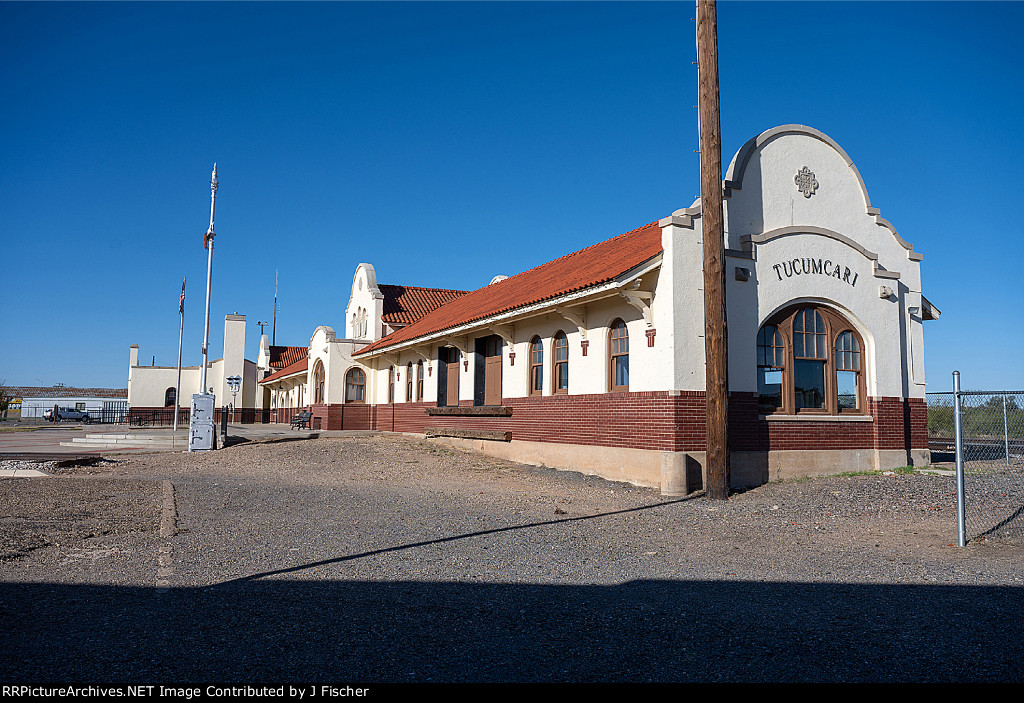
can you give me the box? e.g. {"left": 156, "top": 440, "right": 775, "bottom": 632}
{"left": 259, "top": 358, "right": 308, "bottom": 384}
{"left": 354, "top": 219, "right": 662, "bottom": 357}
{"left": 269, "top": 345, "right": 308, "bottom": 369}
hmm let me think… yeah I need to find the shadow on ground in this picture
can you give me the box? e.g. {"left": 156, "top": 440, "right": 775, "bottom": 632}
{"left": 1, "top": 579, "right": 1020, "bottom": 682}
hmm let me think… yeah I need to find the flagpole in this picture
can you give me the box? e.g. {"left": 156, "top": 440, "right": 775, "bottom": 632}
{"left": 174, "top": 277, "right": 185, "bottom": 433}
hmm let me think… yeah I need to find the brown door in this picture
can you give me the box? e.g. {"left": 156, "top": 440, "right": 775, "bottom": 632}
{"left": 446, "top": 349, "right": 460, "bottom": 406}
{"left": 484, "top": 337, "right": 502, "bottom": 406}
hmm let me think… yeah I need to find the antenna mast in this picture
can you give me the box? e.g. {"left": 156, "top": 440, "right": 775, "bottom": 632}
{"left": 199, "top": 163, "right": 218, "bottom": 395}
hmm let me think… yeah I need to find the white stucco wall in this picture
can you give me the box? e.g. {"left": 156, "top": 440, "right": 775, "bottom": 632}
{"left": 721, "top": 125, "right": 925, "bottom": 400}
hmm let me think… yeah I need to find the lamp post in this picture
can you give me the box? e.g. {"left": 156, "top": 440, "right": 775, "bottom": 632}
{"left": 227, "top": 375, "right": 241, "bottom": 424}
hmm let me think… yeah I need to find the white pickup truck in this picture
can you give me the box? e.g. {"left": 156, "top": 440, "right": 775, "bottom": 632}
{"left": 43, "top": 407, "right": 91, "bottom": 423}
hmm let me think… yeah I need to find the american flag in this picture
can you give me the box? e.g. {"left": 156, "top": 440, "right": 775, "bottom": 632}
{"left": 178, "top": 277, "right": 186, "bottom": 315}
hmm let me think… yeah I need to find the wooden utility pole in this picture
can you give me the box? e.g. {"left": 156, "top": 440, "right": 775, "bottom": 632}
{"left": 697, "top": 0, "right": 730, "bottom": 499}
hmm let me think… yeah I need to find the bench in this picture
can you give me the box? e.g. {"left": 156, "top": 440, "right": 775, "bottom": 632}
{"left": 290, "top": 411, "right": 313, "bottom": 430}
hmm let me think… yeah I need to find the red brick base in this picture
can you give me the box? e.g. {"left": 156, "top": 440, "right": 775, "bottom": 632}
{"left": 362, "top": 391, "right": 927, "bottom": 458}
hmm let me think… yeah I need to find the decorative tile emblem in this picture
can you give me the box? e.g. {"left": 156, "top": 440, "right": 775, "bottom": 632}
{"left": 794, "top": 166, "right": 819, "bottom": 198}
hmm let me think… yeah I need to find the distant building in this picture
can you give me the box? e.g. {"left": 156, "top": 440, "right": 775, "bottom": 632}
{"left": 12, "top": 385, "right": 128, "bottom": 419}
{"left": 128, "top": 314, "right": 260, "bottom": 419}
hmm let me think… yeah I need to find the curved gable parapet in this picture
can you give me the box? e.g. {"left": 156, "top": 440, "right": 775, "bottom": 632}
{"left": 351, "top": 263, "right": 384, "bottom": 300}
{"left": 724, "top": 125, "right": 921, "bottom": 260}
{"left": 310, "top": 326, "right": 336, "bottom": 345}
{"left": 724, "top": 125, "right": 865, "bottom": 197}
{"left": 865, "top": 208, "right": 923, "bottom": 261}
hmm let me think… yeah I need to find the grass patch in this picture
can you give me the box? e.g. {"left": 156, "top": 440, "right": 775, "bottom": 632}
{"left": 781, "top": 466, "right": 929, "bottom": 482}
{"left": 832, "top": 470, "right": 880, "bottom": 478}
{"left": 834, "top": 466, "right": 928, "bottom": 478}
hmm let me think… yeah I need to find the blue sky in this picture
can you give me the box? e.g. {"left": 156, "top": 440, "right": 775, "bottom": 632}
{"left": 1, "top": 1, "right": 1021, "bottom": 392}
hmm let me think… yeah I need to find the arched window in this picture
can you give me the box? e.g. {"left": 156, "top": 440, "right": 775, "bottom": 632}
{"left": 609, "top": 319, "right": 629, "bottom": 392}
{"left": 164, "top": 387, "right": 176, "bottom": 407}
{"left": 553, "top": 331, "right": 569, "bottom": 394}
{"left": 756, "top": 306, "right": 865, "bottom": 415}
{"left": 406, "top": 362, "right": 413, "bottom": 402}
{"left": 529, "top": 337, "right": 544, "bottom": 396}
{"left": 416, "top": 360, "right": 424, "bottom": 401}
{"left": 312, "top": 360, "right": 325, "bottom": 405}
{"left": 345, "top": 368, "right": 365, "bottom": 404}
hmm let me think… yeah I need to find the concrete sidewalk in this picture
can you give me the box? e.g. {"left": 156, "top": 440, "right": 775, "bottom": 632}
{"left": 0, "top": 422, "right": 379, "bottom": 467}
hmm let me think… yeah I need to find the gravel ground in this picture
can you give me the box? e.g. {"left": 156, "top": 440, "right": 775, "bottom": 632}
{"left": 1, "top": 434, "right": 1021, "bottom": 683}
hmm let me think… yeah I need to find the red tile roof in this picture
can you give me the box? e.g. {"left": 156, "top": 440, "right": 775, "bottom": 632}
{"left": 269, "top": 346, "right": 307, "bottom": 369}
{"left": 355, "top": 220, "right": 662, "bottom": 356}
{"left": 379, "top": 285, "right": 467, "bottom": 326}
{"left": 259, "top": 358, "right": 308, "bottom": 384}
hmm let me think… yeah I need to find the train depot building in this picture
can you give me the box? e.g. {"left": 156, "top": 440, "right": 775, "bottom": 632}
{"left": 129, "top": 126, "right": 938, "bottom": 493}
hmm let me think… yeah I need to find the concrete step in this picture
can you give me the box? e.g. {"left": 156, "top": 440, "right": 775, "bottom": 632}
{"left": 61, "top": 435, "right": 189, "bottom": 450}
{"left": 82, "top": 433, "right": 188, "bottom": 441}
{"left": 59, "top": 442, "right": 150, "bottom": 449}
{"left": 71, "top": 437, "right": 184, "bottom": 445}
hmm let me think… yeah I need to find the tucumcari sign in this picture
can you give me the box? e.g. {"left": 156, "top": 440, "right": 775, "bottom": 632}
{"left": 771, "top": 258, "right": 859, "bottom": 287}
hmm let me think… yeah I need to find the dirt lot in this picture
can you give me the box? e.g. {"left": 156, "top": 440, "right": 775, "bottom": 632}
{"left": 1, "top": 434, "right": 1021, "bottom": 682}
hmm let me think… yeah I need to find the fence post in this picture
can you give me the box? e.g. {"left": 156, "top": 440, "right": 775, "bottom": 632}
{"left": 1004, "top": 392, "right": 1010, "bottom": 466}
{"left": 954, "top": 371, "right": 966, "bottom": 547}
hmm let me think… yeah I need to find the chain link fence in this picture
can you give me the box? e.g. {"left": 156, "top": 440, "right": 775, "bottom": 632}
{"left": 927, "top": 385, "right": 1024, "bottom": 545}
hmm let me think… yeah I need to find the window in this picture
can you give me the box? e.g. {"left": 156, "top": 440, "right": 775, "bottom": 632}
{"left": 345, "top": 368, "right": 365, "bottom": 403}
{"left": 835, "top": 331, "right": 862, "bottom": 410}
{"left": 529, "top": 337, "right": 544, "bottom": 396}
{"left": 793, "top": 308, "right": 827, "bottom": 410}
{"left": 406, "top": 362, "right": 413, "bottom": 402}
{"left": 417, "top": 361, "right": 424, "bottom": 402}
{"left": 553, "top": 331, "right": 569, "bottom": 394}
{"left": 388, "top": 366, "right": 394, "bottom": 404}
{"left": 609, "top": 319, "right": 629, "bottom": 391}
{"left": 164, "top": 387, "right": 176, "bottom": 407}
{"left": 312, "top": 360, "right": 326, "bottom": 405}
{"left": 757, "top": 325, "right": 784, "bottom": 412}
{"left": 756, "top": 306, "right": 865, "bottom": 415}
